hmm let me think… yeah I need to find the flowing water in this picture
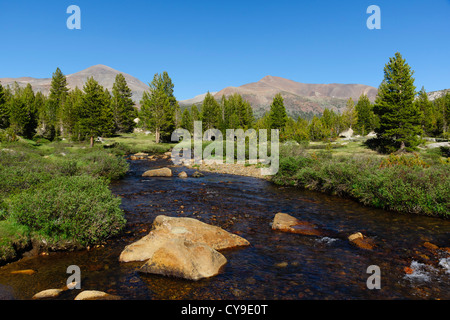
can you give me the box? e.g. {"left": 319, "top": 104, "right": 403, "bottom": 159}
{"left": 0, "top": 159, "right": 449, "bottom": 300}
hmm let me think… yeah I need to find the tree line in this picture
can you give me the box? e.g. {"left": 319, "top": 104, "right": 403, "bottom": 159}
{"left": 1, "top": 53, "right": 449, "bottom": 152}
{"left": 0, "top": 68, "right": 137, "bottom": 147}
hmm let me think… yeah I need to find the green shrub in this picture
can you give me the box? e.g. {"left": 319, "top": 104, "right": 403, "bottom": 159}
{"left": 76, "top": 150, "right": 129, "bottom": 180}
{"left": 274, "top": 154, "right": 450, "bottom": 218}
{"left": 9, "top": 175, "right": 126, "bottom": 246}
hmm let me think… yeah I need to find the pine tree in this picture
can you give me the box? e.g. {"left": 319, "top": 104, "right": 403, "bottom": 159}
{"left": 254, "top": 112, "right": 272, "bottom": 131}
{"left": 415, "top": 87, "right": 436, "bottom": 136}
{"left": 269, "top": 93, "right": 288, "bottom": 130}
{"left": 9, "top": 83, "right": 38, "bottom": 139}
{"left": 355, "top": 94, "right": 377, "bottom": 135}
{"left": 223, "top": 93, "right": 254, "bottom": 130}
{"left": 191, "top": 104, "right": 200, "bottom": 122}
{"left": 111, "top": 74, "right": 136, "bottom": 133}
{"left": 308, "top": 115, "right": 327, "bottom": 141}
{"left": 180, "top": 108, "right": 193, "bottom": 133}
{"left": 140, "top": 72, "right": 177, "bottom": 143}
{"left": 48, "top": 68, "right": 69, "bottom": 137}
{"left": 201, "top": 92, "right": 221, "bottom": 131}
{"left": 79, "top": 77, "right": 111, "bottom": 147}
{"left": 373, "top": 52, "right": 423, "bottom": 152}
{"left": 34, "top": 92, "right": 47, "bottom": 137}
{"left": 140, "top": 89, "right": 171, "bottom": 144}
{"left": 321, "top": 108, "right": 343, "bottom": 138}
{"left": 190, "top": 104, "right": 200, "bottom": 131}
{"left": 342, "top": 97, "right": 358, "bottom": 130}
{"left": 0, "top": 83, "right": 9, "bottom": 129}
{"left": 62, "top": 87, "right": 84, "bottom": 140}
{"left": 101, "top": 89, "right": 115, "bottom": 137}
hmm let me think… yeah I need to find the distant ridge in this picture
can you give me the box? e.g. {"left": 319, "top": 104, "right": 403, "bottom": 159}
{"left": 0, "top": 65, "right": 150, "bottom": 103}
{"left": 180, "top": 75, "right": 378, "bottom": 118}
{"left": 427, "top": 88, "right": 450, "bottom": 101}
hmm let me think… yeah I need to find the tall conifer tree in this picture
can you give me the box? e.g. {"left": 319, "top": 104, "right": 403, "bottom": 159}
{"left": 112, "top": 73, "right": 136, "bottom": 133}
{"left": 269, "top": 93, "right": 288, "bottom": 130}
{"left": 373, "top": 52, "right": 422, "bottom": 151}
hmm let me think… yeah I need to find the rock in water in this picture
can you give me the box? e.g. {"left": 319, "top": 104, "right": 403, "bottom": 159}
{"left": 74, "top": 290, "right": 121, "bottom": 300}
{"left": 348, "top": 232, "right": 363, "bottom": 242}
{"left": 32, "top": 289, "right": 63, "bottom": 300}
{"left": 142, "top": 167, "right": 172, "bottom": 177}
{"left": 272, "top": 213, "right": 323, "bottom": 236}
{"left": 119, "top": 215, "right": 250, "bottom": 262}
{"left": 192, "top": 171, "right": 204, "bottom": 178}
{"left": 178, "top": 171, "right": 188, "bottom": 178}
{"left": 139, "top": 238, "right": 227, "bottom": 281}
{"left": 348, "top": 232, "right": 375, "bottom": 250}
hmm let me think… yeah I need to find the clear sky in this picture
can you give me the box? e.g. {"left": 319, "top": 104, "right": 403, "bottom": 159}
{"left": 0, "top": 0, "right": 449, "bottom": 100}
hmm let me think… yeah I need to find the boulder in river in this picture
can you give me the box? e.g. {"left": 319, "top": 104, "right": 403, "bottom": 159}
{"left": 32, "top": 289, "right": 63, "bottom": 300}
{"left": 192, "top": 171, "right": 204, "bottom": 178}
{"left": 142, "top": 167, "right": 173, "bottom": 177}
{"left": 119, "top": 215, "right": 250, "bottom": 263}
{"left": 348, "top": 232, "right": 375, "bottom": 250}
{"left": 272, "top": 213, "right": 323, "bottom": 236}
{"left": 139, "top": 238, "right": 227, "bottom": 281}
{"left": 178, "top": 171, "right": 188, "bottom": 179}
{"left": 130, "top": 153, "right": 149, "bottom": 160}
{"left": 74, "top": 290, "right": 121, "bottom": 300}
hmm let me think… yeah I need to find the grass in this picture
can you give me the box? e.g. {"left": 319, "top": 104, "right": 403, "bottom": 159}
{"left": 0, "top": 220, "right": 30, "bottom": 263}
{"left": 103, "top": 132, "right": 175, "bottom": 154}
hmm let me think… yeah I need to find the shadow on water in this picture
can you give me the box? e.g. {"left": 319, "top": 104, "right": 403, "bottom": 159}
{"left": 0, "top": 158, "right": 449, "bottom": 300}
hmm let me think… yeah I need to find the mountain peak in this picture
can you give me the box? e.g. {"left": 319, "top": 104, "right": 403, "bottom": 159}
{"left": 75, "top": 64, "right": 120, "bottom": 75}
{"left": 260, "top": 75, "right": 279, "bottom": 82}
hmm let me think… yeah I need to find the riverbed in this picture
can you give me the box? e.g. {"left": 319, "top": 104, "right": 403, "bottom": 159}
{"left": 0, "top": 158, "right": 448, "bottom": 300}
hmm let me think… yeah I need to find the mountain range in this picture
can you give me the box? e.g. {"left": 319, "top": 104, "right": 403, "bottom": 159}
{"left": 0, "top": 65, "right": 150, "bottom": 103}
{"left": 1, "top": 65, "right": 447, "bottom": 118}
{"left": 184, "top": 75, "right": 379, "bottom": 118}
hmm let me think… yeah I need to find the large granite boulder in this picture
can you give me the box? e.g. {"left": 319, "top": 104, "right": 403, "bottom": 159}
{"left": 272, "top": 213, "right": 323, "bottom": 237}
{"left": 119, "top": 215, "right": 250, "bottom": 263}
{"left": 142, "top": 167, "right": 173, "bottom": 177}
{"left": 139, "top": 238, "right": 227, "bottom": 281}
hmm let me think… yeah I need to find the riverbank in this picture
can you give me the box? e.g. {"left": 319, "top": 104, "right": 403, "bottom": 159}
{"left": 272, "top": 148, "right": 449, "bottom": 219}
{"left": 0, "top": 139, "right": 131, "bottom": 264}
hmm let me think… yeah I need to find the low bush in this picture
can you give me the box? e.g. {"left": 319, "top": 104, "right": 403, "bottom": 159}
{"left": 9, "top": 175, "right": 126, "bottom": 247}
{"left": 273, "top": 153, "right": 449, "bottom": 218}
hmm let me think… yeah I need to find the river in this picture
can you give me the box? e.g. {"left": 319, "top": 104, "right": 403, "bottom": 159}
{"left": 0, "top": 158, "right": 449, "bottom": 300}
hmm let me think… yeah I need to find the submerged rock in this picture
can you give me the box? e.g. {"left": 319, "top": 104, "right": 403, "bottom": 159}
{"left": 423, "top": 242, "right": 439, "bottom": 251}
{"left": 192, "top": 171, "right": 204, "bottom": 178}
{"left": 10, "top": 269, "right": 36, "bottom": 275}
{"left": 139, "top": 238, "right": 227, "bottom": 281}
{"left": 119, "top": 215, "right": 250, "bottom": 263}
{"left": 348, "top": 232, "right": 375, "bottom": 250}
{"left": 142, "top": 167, "right": 173, "bottom": 177}
{"left": 272, "top": 213, "right": 323, "bottom": 236}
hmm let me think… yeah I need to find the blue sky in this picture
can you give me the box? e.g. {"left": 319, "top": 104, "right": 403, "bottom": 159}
{"left": 0, "top": 0, "right": 449, "bottom": 100}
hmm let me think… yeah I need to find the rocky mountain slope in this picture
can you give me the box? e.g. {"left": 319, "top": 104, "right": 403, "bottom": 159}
{"left": 0, "top": 65, "right": 149, "bottom": 103}
{"left": 181, "top": 75, "right": 378, "bottom": 118}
